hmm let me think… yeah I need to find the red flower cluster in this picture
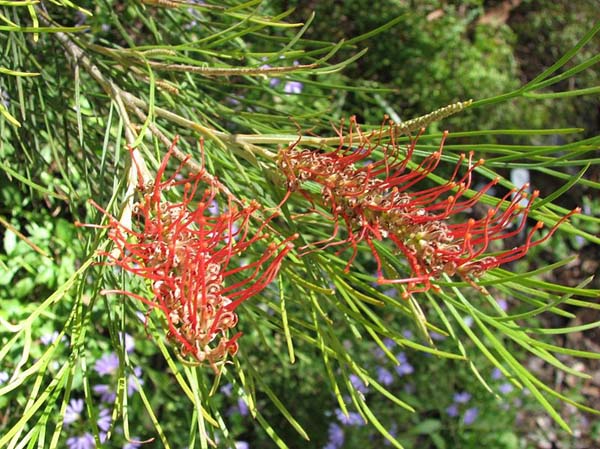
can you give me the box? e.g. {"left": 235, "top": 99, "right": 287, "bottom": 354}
{"left": 81, "top": 141, "right": 294, "bottom": 368}
{"left": 278, "top": 117, "right": 578, "bottom": 297}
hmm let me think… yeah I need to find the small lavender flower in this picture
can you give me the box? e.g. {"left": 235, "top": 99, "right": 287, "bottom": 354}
{"left": 463, "top": 316, "right": 474, "bottom": 328}
{"left": 93, "top": 384, "right": 116, "bottom": 403}
{"left": 394, "top": 353, "right": 414, "bottom": 376}
{"left": 376, "top": 367, "right": 394, "bottom": 386}
{"left": 127, "top": 366, "right": 143, "bottom": 396}
{"left": 324, "top": 423, "right": 344, "bottom": 449}
{"left": 283, "top": 81, "right": 303, "bottom": 94}
{"left": 0, "top": 89, "right": 10, "bottom": 108}
{"left": 64, "top": 398, "right": 85, "bottom": 425}
{"left": 446, "top": 403, "right": 459, "bottom": 417}
{"left": 119, "top": 332, "right": 135, "bottom": 353}
{"left": 491, "top": 367, "right": 503, "bottom": 380}
{"left": 349, "top": 374, "right": 369, "bottom": 394}
{"left": 260, "top": 64, "right": 281, "bottom": 88}
{"left": 220, "top": 383, "right": 233, "bottom": 397}
{"left": 66, "top": 433, "right": 95, "bottom": 449}
{"left": 235, "top": 442, "right": 249, "bottom": 449}
{"left": 123, "top": 440, "right": 142, "bottom": 449}
{"left": 374, "top": 346, "right": 386, "bottom": 360}
{"left": 94, "top": 353, "right": 120, "bottom": 376}
{"left": 429, "top": 331, "right": 446, "bottom": 341}
{"left": 207, "top": 200, "right": 219, "bottom": 216}
{"left": 41, "top": 331, "right": 60, "bottom": 345}
{"left": 334, "top": 409, "right": 365, "bottom": 426}
{"left": 97, "top": 408, "right": 112, "bottom": 432}
{"left": 497, "top": 299, "right": 509, "bottom": 312}
{"left": 383, "top": 288, "right": 397, "bottom": 297}
{"left": 382, "top": 423, "right": 398, "bottom": 446}
{"left": 383, "top": 338, "right": 396, "bottom": 349}
{"left": 499, "top": 383, "right": 514, "bottom": 394}
{"left": 463, "top": 407, "right": 479, "bottom": 425}
{"left": 453, "top": 392, "right": 471, "bottom": 404}
{"left": 0, "top": 371, "right": 9, "bottom": 384}
{"left": 401, "top": 330, "right": 413, "bottom": 339}
{"left": 236, "top": 397, "right": 249, "bottom": 417}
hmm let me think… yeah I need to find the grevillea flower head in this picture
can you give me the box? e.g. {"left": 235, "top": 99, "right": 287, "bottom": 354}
{"left": 278, "top": 116, "right": 579, "bottom": 297}
{"left": 80, "top": 138, "right": 295, "bottom": 369}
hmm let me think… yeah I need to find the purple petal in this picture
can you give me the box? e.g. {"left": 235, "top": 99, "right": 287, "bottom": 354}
{"left": 283, "top": 81, "right": 303, "bottom": 94}
{"left": 93, "top": 384, "right": 116, "bottom": 403}
{"left": 237, "top": 398, "right": 249, "bottom": 417}
{"left": 127, "top": 367, "right": 143, "bottom": 396}
{"left": 64, "top": 398, "right": 85, "bottom": 425}
{"left": 491, "top": 367, "right": 503, "bottom": 380}
{"left": 446, "top": 403, "right": 459, "bottom": 417}
{"left": 119, "top": 332, "right": 135, "bottom": 354}
{"left": 463, "top": 407, "right": 479, "bottom": 425}
{"left": 376, "top": 367, "right": 394, "bottom": 386}
{"left": 334, "top": 409, "right": 365, "bottom": 426}
{"left": 220, "top": 383, "right": 233, "bottom": 397}
{"left": 94, "top": 353, "right": 120, "bottom": 376}
{"left": 326, "top": 423, "right": 344, "bottom": 448}
{"left": 349, "top": 374, "right": 369, "bottom": 394}
{"left": 453, "top": 392, "right": 471, "bottom": 404}
{"left": 97, "top": 408, "right": 112, "bottom": 432}
{"left": 394, "top": 362, "right": 414, "bottom": 377}
{"left": 66, "top": 433, "right": 95, "bottom": 449}
{"left": 123, "top": 439, "right": 142, "bottom": 449}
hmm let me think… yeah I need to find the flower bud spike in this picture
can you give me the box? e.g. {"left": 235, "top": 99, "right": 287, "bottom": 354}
{"left": 278, "top": 118, "right": 578, "bottom": 295}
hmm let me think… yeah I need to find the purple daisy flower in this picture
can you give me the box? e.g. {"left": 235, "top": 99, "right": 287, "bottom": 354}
{"left": 220, "top": 383, "right": 233, "bottom": 397}
{"left": 127, "top": 366, "right": 143, "bottom": 396}
{"left": 394, "top": 354, "right": 414, "bottom": 376}
{"left": 349, "top": 374, "right": 369, "bottom": 394}
{"left": 463, "top": 407, "right": 479, "bottom": 425}
{"left": 324, "top": 423, "right": 344, "bottom": 449}
{"left": 283, "top": 80, "right": 303, "bottom": 94}
{"left": 237, "top": 397, "right": 249, "bottom": 417}
{"left": 376, "top": 367, "right": 394, "bottom": 386}
{"left": 453, "top": 392, "right": 471, "bottom": 404}
{"left": 429, "top": 331, "right": 446, "bottom": 341}
{"left": 334, "top": 409, "right": 365, "bottom": 427}
{"left": 93, "top": 384, "right": 116, "bottom": 403}
{"left": 97, "top": 408, "right": 112, "bottom": 432}
{"left": 119, "top": 332, "right": 135, "bottom": 354}
{"left": 41, "top": 331, "right": 66, "bottom": 346}
{"left": 446, "top": 403, "right": 459, "bottom": 417}
{"left": 66, "top": 432, "right": 95, "bottom": 449}
{"left": 64, "top": 398, "right": 85, "bottom": 425}
{"left": 94, "top": 353, "right": 120, "bottom": 376}
{"left": 497, "top": 299, "right": 509, "bottom": 312}
{"left": 123, "top": 440, "right": 142, "bottom": 449}
{"left": 491, "top": 367, "right": 503, "bottom": 380}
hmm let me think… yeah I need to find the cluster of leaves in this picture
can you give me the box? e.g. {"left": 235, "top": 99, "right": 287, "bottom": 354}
{"left": 1, "top": 1, "right": 599, "bottom": 449}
